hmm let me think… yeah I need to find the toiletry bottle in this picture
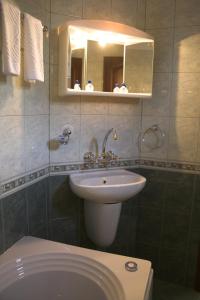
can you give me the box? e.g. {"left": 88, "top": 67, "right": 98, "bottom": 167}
{"left": 120, "top": 83, "right": 128, "bottom": 93}
{"left": 113, "top": 83, "right": 120, "bottom": 93}
{"left": 85, "top": 80, "right": 94, "bottom": 92}
{"left": 74, "top": 80, "right": 81, "bottom": 91}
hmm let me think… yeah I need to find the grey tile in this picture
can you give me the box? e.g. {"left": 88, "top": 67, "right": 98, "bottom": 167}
{"left": 164, "top": 180, "right": 194, "bottom": 216}
{"left": 162, "top": 212, "right": 190, "bottom": 249}
{"left": 153, "top": 279, "right": 200, "bottom": 300}
{"left": 185, "top": 242, "right": 199, "bottom": 288}
{"left": 26, "top": 179, "right": 48, "bottom": 239}
{"left": 137, "top": 207, "right": 162, "bottom": 246}
{"left": 49, "top": 217, "right": 79, "bottom": 246}
{"left": 3, "top": 190, "right": 28, "bottom": 250}
{"left": 159, "top": 248, "right": 187, "bottom": 284}
{"left": 135, "top": 243, "right": 160, "bottom": 274}
{"left": 107, "top": 215, "right": 136, "bottom": 256}
{"left": 48, "top": 176, "right": 81, "bottom": 219}
{"left": 121, "top": 197, "right": 138, "bottom": 217}
{"left": 0, "top": 201, "right": 3, "bottom": 254}
{"left": 138, "top": 179, "right": 165, "bottom": 210}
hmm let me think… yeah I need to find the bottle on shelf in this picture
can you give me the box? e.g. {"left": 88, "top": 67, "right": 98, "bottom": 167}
{"left": 85, "top": 80, "right": 94, "bottom": 92}
{"left": 74, "top": 80, "right": 81, "bottom": 91}
{"left": 113, "top": 83, "right": 120, "bottom": 93}
{"left": 120, "top": 83, "right": 128, "bottom": 93}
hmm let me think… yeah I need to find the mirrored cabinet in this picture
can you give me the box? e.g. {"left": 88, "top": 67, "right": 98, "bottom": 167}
{"left": 58, "top": 20, "right": 154, "bottom": 98}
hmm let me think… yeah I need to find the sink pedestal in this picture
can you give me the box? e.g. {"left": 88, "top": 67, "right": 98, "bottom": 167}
{"left": 84, "top": 201, "right": 122, "bottom": 248}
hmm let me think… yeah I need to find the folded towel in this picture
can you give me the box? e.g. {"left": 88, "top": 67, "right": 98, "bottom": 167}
{"left": 24, "top": 13, "right": 44, "bottom": 82}
{"left": 1, "top": 0, "right": 21, "bottom": 76}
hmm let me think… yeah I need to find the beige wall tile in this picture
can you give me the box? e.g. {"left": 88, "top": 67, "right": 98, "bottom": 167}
{"left": 50, "top": 14, "right": 79, "bottom": 65}
{"left": 170, "top": 73, "right": 200, "bottom": 118}
{"left": 174, "top": 26, "right": 200, "bottom": 73}
{"left": 25, "top": 115, "right": 49, "bottom": 171}
{"left": 50, "top": 114, "right": 81, "bottom": 163}
{"left": 140, "top": 116, "right": 169, "bottom": 160}
{"left": 80, "top": 115, "right": 107, "bottom": 158}
{"left": 143, "top": 72, "right": 172, "bottom": 117}
{"left": 0, "top": 73, "right": 24, "bottom": 116}
{"left": 51, "top": 0, "right": 83, "bottom": 17}
{"left": 24, "top": 64, "right": 49, "bottom": 115}
{"left": 0, "top": 116, "right": 25, "bottom": 182}
{"left": 107, "top": 115, "right": 140, "bottom": 158}
{"left": 136, "top": 0, "right": 146, "bottom": 30}
{"left": 168, "top": 117, "right": 199, "bottom": 162}
{"left": 108, "top": 98, "right": 141, "bottom": 116}
{"left": 146, "top": 0, "right": 175, "bottom": 29}
{"left": 50, "top": 65, "right": 81, "bottom": 115}
{"left": 111, "top": 0, "right": 137, "bottom": 26}
{"left": 147, "top": 29, "right": 174, "bottom": 73}
{"left": 83, "top": 0, "right": 111, "bottom": 19}
{"left": 175, "top": 0, "right": 200, "bottom": 27}
{"left": 81, "top": 96, "right": 108, "bottom": 115}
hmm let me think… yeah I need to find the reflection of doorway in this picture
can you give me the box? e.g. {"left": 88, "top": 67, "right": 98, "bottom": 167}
{"left": 103, "top": 57, "right": 123, "bottom": 92}
{"left": 71, "top": 57, "right": 82, "bottom": 88}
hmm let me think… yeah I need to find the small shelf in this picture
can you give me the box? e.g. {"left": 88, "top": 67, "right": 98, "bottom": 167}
{"left": 67, "top": 89, "right": 152, "bottom": 99}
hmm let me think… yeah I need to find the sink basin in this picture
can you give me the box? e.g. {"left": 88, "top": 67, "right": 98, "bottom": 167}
{"left": 70, "top": 169, "right": 146, "bottom": 204}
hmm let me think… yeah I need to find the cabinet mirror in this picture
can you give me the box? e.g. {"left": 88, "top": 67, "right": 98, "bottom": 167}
{"left": 59, "top": 20, "right": 154, "bottom": 98}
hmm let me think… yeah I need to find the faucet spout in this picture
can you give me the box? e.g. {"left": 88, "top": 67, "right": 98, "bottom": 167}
{"left": 102, "top": 128, "right": 118, "bottom": 157}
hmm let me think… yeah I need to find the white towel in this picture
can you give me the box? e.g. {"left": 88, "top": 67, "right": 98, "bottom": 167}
{"left": 1, "top": 0, "right": 21, "bottom": 76}
{"left": 24, "top": 13, "right": 44, "bottom": 82}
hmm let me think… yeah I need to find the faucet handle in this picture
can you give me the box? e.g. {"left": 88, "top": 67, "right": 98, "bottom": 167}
{"left": 84, "top": 152, "right": 96, "bottom": 162}
{"left": 106, "top": 151, "right": 118, "bottom": 160}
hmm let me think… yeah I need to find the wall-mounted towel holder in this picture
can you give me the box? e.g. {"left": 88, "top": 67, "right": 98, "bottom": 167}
{"left": 138, "top": 124, "right": 166, "bottom": 152}
{"left": 0, "top": 2, "right": 48, "bottom": 34}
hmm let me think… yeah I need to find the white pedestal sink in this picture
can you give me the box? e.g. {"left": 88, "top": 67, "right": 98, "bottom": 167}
{"left": 70, "top": 169, "right": 146, "bottom": 247}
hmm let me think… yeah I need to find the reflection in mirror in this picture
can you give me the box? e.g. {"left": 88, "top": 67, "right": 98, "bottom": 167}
{"left": 59, "top": 20, "right": 154, "bottom": 97}
{"left": 86, "top": 41, "right": 124, "bottom": 92}
{"left": 71, "top": 48, "right": 85, "bottom": 89}
{"left": 125, "top": 42, "right": 154, "bottom": 94}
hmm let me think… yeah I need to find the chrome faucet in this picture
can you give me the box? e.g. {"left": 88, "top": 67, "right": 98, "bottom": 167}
{"left": 83, "top": 128, "right": 119, "bottom": 163}
{"left": 101, "top": 128, "right": 118, "bottom": 159}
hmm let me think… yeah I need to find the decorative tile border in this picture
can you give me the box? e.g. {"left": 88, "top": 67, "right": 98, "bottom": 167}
{"left": 0, "top": 167, "right": 49, "bottom": 198}
{"left": 1, "top": 159, "right": 200, "bottom": 198}
{"left": 137, "top": 159, "right": 200, "bottom": 172}
{"left": 50, "top": 159, "right": 136, "bottom": 174}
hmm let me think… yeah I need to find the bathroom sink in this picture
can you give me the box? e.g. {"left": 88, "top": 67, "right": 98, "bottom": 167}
{"left": 70, "top": 169, "right": 146, "bottom": 204}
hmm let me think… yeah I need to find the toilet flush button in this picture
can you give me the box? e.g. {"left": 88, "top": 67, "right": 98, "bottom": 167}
{"left": 125, "top": 261, "right": 138, "bottom": 272}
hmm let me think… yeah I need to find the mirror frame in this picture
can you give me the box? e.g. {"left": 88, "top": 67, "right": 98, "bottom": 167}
{"left": 58, "top": 20, "right": 154, "bottom": 98}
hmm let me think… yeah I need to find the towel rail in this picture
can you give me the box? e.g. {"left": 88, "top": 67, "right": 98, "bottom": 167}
{"left": 0, "top": 2, "right": 49, "bottom": 33}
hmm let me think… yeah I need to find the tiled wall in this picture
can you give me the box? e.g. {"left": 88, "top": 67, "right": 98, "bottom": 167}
{"left": 0, "top": 169, "right": 199, "bottom": 289}
{"left": 49, "top": 0, "right": 145, "bottom": 165}
{"left": 2, "top": 0, "right": 200, "bottom": 184}
{"left": 0, "top": 0, "right": 50, "bottom": 184}
{"left": 136, "top": 168, "right": 200, "bottom": 287}
{"left": 141, "top": 0, "right": 200, "bottom": 164}
{"left": 0, "top": 174, "right": 138, "bottom": 257}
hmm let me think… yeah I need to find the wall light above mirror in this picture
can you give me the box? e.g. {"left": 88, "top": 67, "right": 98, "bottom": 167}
{"left": 58, "top": 20, "right": 154, "bottom": 98}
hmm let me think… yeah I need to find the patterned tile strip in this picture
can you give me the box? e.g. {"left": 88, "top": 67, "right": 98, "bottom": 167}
{"left": 1, "top": 159, "right": 200, "bottom": 197}
{"left": 0, "top": 167, "right": 49, "bottom": 197}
